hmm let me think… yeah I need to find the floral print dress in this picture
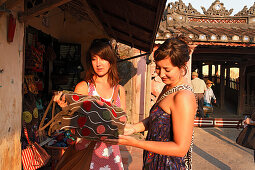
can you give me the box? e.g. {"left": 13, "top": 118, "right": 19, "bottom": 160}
{"left": 143, "top": 85, "right": 193, "bottom": 170}
{"left": 87, "top": 83, "right": 124, "bottom": 170}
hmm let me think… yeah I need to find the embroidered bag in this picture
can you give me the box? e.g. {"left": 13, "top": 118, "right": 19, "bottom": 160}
{"left": 38, "top": 89, "right": 127, "bottom": 140}
{"left": 22, "top": 123, "right": 50, "bottom": 170}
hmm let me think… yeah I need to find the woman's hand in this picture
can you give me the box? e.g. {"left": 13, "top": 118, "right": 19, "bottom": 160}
{"left": 103, "top": 135, "right": 137, "bottom": 146}
{"left": 244, "top": 118, "right": 254, "bottom": 125}
{"left": 124, "top": 124, "right": 136, "bottom": 136}
{"left": 53, "top": 91, "right": 67, "bottom": 108}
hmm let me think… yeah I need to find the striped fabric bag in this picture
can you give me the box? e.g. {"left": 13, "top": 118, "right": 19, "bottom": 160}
{"left": 22, "top": 124, "right": 50, "bottom": 170}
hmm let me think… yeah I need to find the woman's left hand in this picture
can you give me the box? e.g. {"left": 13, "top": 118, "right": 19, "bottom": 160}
{"left": 244, "top": 118, "right": 254, "bottom": 125}
{"left": 103, "top": 135, "right": 137, "bottom": 146}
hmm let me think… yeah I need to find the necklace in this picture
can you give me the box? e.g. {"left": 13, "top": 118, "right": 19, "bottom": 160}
{"left": 156, "top": 84, "right": 193, "bottom": 104}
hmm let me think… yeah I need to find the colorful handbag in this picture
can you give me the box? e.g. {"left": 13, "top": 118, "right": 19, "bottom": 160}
{"left": 38, "top": 91, "right": 127, "bottom": 141}
{"left": 22, "top": 124, "right": 50, "bottom": 170}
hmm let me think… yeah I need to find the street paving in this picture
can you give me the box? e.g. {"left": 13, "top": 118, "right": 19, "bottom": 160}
{"left": 121, "top": 127, "right": 255, "bottom": 170}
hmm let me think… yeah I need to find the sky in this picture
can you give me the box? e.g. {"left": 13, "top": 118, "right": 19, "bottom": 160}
{"left": 166, "top": 0, "right": 254, "bottom": 15}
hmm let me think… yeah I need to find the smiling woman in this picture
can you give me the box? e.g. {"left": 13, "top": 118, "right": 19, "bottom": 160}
{"left": 104, "top": 35, "right": 197, "bottom": 170}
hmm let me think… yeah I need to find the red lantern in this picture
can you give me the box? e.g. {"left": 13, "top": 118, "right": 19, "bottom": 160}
{"left": 7, "top": 14, "right": 16, "bottom": 42}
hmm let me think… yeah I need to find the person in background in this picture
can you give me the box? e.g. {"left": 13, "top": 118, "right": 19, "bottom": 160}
{"left": 204, "top": 80, "right": 216, "bottom": 117}
{"left": 54, "top": 38, "right": 126, "bottom": 169}
{"left": 191, "top": 72, "right": 207, "bottom": 118}
{"left": 105, "top": 36, "right": 197, "bottom": 169}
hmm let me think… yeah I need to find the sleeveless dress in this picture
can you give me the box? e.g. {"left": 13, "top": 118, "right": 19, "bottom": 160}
{"left": 87, "top": 83, "right": 124, "bottom": 170}
{"left": 143, "top": 85, "right": 194, "bottom": 170}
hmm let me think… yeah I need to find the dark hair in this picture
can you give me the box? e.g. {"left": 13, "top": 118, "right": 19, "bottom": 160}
{"left": 85, "top": 38, "right": 119, "bottom": 87}
{"left": 154, "top": 35, "right": 190, "bottom": 75}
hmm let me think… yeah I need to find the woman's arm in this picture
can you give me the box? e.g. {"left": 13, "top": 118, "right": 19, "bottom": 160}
{"left": 124, "top": 117, "right": 150, "bottom": 135}
{"left": 107, "top": 90, "right": 196, "bottom": 157}
{"left": 74, "top": 81, "right": 88, "bottom": 95}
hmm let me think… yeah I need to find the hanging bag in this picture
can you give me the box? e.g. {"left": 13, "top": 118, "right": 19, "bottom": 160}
{"left": 236, "top": 113, "right": 255, "bottom": 150}
{"left": 236, "top": 125, "right": 255, "bottom": 150}
{"left": 22, "top": 123, "right": 51, "bottom": 170}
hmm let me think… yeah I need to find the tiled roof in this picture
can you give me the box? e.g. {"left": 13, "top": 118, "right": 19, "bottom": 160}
{"left": 157, "top": 0, "right": 255, "bottom": 46}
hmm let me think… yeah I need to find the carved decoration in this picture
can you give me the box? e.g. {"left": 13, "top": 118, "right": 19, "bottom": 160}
{"left": 165, "top": 0, "right": 201, "bottom": 15}
{"left": 201, "top": 0, "right": 233, "bottom": 16}
{"left": 235, "top": 2, "right": 255, "bottom": 16}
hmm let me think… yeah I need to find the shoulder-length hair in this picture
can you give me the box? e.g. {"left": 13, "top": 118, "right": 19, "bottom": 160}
{"left": 85, "top": 38, "right": 119, "bottom": 87}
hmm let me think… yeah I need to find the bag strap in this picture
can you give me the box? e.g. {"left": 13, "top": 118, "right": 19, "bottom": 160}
{"left": 111, "top": 85, "right": 120, "bottom": 105}
{"left": 23, "top": 122, "right": 31, "bottom": 145}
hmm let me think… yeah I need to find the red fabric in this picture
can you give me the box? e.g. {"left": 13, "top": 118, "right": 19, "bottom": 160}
{"left": 77, "top": 116, "right": 87, "bottom": 128}
{"left": 83, "top": 101, "right": 92, "bottom": 112}
{"left": 7, "top": 14, "right": 16, "bottom": 42}
{"left": 72, "top": 95, "right": 80, "bottom": 101}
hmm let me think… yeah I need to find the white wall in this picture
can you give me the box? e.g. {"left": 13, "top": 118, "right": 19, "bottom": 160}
{"left": 0, "top": 6, "right": 24, "bottom": 170}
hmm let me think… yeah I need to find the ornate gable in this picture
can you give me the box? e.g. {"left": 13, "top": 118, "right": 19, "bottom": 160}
{"left": 235, "top": 2, "right": 255, "bottom": 16}
{"left": 166, "top": 0, "right": 201, "bottom": 15}
{"left": 201, "top": 0, "right": 233, "bottom": 16}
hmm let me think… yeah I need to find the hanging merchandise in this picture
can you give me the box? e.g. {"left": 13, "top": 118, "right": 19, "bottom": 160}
{"left": 31, "top": 43, "right": 45, "bottom": 72}
{"left": 23, "top": 111, "right": 33, "bottom": 124}
{"left": 25, "top": 75, "right": 38, "bottom": 94}
{"left": 7, "top": 14, "right": 16, "bottom": 42}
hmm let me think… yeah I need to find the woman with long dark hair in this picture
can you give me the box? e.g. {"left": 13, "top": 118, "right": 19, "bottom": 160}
{"left": 55, "top": 38, "right": 126, "bottom": 169}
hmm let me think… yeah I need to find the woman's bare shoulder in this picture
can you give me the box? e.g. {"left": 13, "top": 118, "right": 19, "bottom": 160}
{"left": 173, "top": 89, "right": 196, "bottom": 105}
{"left": 74, "top": 81, "right": 88, "bottom": 95}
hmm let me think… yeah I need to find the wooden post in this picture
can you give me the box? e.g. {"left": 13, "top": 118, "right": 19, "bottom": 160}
{"left": 145, "top": 53, "right": 152, "bottom": 119}
{"left": 226, "top": 67, "right": 230, "bottom": 88}
{"left": 237, "top": 64, "right": 246, "bottom": 115}
{"left": 131, "top": 58, "right": 137, "bottom": 124}
{"left": 209, "top": 64, "right": 212, "bottom": 80}
{"left": 220, "top": 64, "right": 225, "bottom": 109}
{"left": 198, "top": 62, "right": 203, "bottom": 79}
{"left": 215, "top": 65, "right": 218, "bottom": 82}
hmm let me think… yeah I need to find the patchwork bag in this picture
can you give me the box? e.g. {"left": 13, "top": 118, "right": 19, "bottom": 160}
{"left": 38, "top": 91, "right": 127, "bottom": 141}
{"left": 22, "top": 124, "right": 50, "bottom": 170}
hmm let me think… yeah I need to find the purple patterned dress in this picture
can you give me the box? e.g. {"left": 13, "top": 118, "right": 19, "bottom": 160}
{"left": 143, "top": 85, "right": 193, "bottom": 170}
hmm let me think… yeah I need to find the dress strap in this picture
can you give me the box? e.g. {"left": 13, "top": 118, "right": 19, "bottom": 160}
{"left": 156, "top": 84, "right": 193, "bottom": 104}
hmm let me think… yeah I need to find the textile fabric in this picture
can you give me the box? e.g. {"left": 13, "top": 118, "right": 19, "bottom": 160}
{"left": 143, "top": 85, "right": 193, "bottom": 170}
{"left": 88, "top": 83, "right": 124, "bottom": 170}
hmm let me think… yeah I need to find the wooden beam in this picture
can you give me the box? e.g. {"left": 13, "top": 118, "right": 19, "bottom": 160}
{"left": 5, "top": 0, "right": 23, "bottom": 9}
{"left": 149, "top": 0, "right": 167, "bottom": 52}
{"left": 79, "top": 0, "right": 104, "bottom": 31}
{"left": 194, "top": 48, "right": 255, "bottom": 54}
{"left": 20, "top": 0, "right": 71, "bottom": 22}
{"left": 0, "top": 0, "right": 7, "bottom": 7}
{"left": 0, "top": 0, "right": 23, "bottom": 17}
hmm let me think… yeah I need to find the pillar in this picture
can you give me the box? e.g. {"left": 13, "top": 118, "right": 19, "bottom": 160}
{"left": 220, "top": 64, "right": 225, "bottom": 109}
{"left": 237, "top": 64, "right": 246, "bottom": 115}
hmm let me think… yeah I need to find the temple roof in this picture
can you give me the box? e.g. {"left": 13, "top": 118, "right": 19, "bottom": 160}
{"left": 156, "top": 0, "right": 255, "bottom": 46}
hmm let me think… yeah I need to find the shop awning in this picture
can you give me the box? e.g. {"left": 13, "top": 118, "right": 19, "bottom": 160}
{"left": 86, "top": 0, "right": 167, "bottom": 52}
{"left": 20, "top": 0, "right": 167, "bottom": 53}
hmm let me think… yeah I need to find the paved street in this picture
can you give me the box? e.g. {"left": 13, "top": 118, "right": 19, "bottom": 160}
{"left": 121, "top": 127, "right": 255, "bottom": 170}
